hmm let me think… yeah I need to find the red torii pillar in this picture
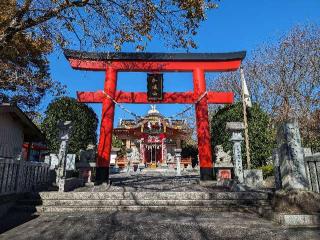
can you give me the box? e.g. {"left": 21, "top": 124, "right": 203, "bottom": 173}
{"left": 193, "top": 68, "right": 212, "bottom": 178}
{"left": 95, "top": 66, "right": 117, "bottom": 181}
{"left": 64, "top": 50, "right": 246, "bottom": 183}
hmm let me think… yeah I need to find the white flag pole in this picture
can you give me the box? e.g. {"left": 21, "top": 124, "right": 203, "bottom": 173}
{"left": 240, "top": 67, "right": 251, "bottom": 169}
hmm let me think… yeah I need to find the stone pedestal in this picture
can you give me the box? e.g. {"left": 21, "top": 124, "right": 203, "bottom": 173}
{"left": 160, "top": 163, "right": 169, "bottom": 169}
{"left": 276, "top": 121, "right": 309, "bottom": 190}
{"left": 243, "top": 169, "right": 263, "bottom": 188}
{"left": 186, "top": 164, "right": 193, "bottom": 172}
{"left": 175, "top": 148, "right": 182, "bottom": 176}
{"left": 77, "top": 162, "right": 91, "bottom": 183}
{"left": 213, "top": 145, "right": 233, "bottom": 181}
{"left": 215, "top": 165, "right": 233, "bottom": 181}
{"left": 58, "top": 178, "right": 66, "bottom": 192}
{"left": 226, "top": 122, "right": 245, "bottom": 183}
{"left": 138, "top": 163, "right": 145, "bottom": 171}
{"left": 58, "top": 177, "right": 84, "bottom": 192}
{"left": 77, "top": 145, "right": 96, "bottom": 183}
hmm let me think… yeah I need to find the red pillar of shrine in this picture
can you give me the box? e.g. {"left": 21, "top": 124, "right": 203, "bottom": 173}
{"left": 96, "top": 66, "right": 117, "bottom": 183}
{"left": 193, "top": 68, "right": 214, "bottom": 180}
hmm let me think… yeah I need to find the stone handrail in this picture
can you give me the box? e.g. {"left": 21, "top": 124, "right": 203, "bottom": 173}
{"left": 0, "top": 158, "right": 50, "bottom": 196}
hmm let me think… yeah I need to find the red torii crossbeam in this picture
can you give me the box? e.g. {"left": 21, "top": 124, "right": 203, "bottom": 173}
{"left": 64, "top": 50, "right": 246, "bottom": 183}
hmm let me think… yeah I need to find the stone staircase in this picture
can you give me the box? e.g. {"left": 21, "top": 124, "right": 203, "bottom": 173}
{"left": 16, "top": 191, "right": 272, "bottom": 214}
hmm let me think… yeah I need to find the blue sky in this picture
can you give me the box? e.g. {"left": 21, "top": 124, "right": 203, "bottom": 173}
{"left": 46, "top": 0, "right": 320, "bottom": 131}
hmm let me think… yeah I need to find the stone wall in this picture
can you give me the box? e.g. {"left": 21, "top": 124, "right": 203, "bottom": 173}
{"left": 0, "top": 158, "right": 50, "bottom": 196}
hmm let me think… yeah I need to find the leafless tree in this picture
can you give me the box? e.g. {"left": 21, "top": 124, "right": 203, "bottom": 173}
{"left": 208, "top": 24, "right": 320, "bottom": 151}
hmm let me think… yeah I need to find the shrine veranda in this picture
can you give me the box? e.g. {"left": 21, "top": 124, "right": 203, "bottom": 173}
{"left": 64, "top": 50, "right": 246, "bottom": 183}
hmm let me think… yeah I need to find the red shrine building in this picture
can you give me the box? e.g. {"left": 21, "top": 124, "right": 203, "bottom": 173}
{"left": 64, "top": 50, "right": 246, "bottom": 183}
{"left": 113, "top": 105, "right": 191, "bottom": 168}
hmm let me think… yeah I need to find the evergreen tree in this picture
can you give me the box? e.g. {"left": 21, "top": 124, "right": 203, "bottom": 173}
{"left": 211, "top": 103, "right": 275, "bottom": 168}
{"left": 41, "top": 97, "right": 98, "bottom": 156}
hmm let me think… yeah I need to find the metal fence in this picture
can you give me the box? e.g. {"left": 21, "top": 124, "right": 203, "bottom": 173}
{"left": 305, "top": 154, "right": 320, "bottom": 193}
{"left": 0, "top": 158, "right": 50, "bottom": 196}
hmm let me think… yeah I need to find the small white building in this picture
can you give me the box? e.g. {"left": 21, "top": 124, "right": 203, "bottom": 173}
{"left": 0, "top": 103, "right": 44, "bottom": 160}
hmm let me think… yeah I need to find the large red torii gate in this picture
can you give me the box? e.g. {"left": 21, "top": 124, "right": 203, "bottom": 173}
{"left": 64, "top": 50, "right": 246, "bottom": 183}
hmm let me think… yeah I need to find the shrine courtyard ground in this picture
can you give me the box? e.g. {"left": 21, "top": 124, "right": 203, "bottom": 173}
{"left": 1, "top": 172, "right": 319, "bottom": 240}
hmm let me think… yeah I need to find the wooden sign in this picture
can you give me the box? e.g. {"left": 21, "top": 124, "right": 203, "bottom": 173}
{"left": 147, "top": 73, "right": 163, "bottom": 100}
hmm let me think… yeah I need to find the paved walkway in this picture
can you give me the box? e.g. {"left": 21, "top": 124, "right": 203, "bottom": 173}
{"left": 1, "top": 173, "right": 319, "bottom": 239}
{"left": 74, "top": 172, "right": 229, "bottom": 192}
{"left": 1, "top": 210, "right": 319, "bottom": 240}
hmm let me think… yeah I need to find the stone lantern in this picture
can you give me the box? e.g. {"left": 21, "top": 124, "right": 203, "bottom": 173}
{"left": 226, "top": 122, "right": 245, "bottom": 183}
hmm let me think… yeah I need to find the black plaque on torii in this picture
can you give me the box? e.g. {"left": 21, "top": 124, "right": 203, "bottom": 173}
{"left": 147, "top": 73, "right": 163, "bottom": 101}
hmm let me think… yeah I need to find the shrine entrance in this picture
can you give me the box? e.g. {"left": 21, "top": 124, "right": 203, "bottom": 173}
{"left": 145, "top": 144, "right": 162, "bottom": 165}
{"left": 143, "top": 128, "right": 164, "bottom": 166}
{"left": 64, "top": 50, "right": 246, "bottom": 183}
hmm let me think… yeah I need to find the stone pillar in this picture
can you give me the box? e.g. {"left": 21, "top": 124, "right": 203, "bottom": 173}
{"left": 56, "top": 121, "right": 72, "bottom": 192}
{"left": 276, "top": 120, "right": 309, "bottom": 190}
{"left": 226, "top": 122, "right": 245, "bottom": 183}
{"left": 140, "top": 138, "right": 144, "bottom": 164}
{"left": 162, "top": 138, "right": 167, "bottom": 164}
{"left": 175, "top": 148, "right": 182, "bottom": 176}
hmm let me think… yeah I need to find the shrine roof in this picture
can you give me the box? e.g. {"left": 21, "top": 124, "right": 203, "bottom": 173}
{"left": 64, "top": 49, "right": 246, "bottom": 62}
{"left": 0, "top": 103, "right": 44, "bottom": 142}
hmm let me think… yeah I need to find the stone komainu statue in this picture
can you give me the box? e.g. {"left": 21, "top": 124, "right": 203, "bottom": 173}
{"left": 214, "top": 145, "right": 232, "bottom": 164}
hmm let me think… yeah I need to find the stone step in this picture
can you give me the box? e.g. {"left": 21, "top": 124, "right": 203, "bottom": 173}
{"left": 23, "top": 191, "right": 271, "bottom": 201}
{"left": 18, "top": 199, "right": 271, "bottom": 207}
{"left": 17, "top": 191, "right": 272, "bottom": 213}
{"left": 15, "top": 205, "right": 272, "bottom": 213}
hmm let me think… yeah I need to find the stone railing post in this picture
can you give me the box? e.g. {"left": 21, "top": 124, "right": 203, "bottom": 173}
{"left": 226, "top": 122, "right": 245, "bottom": 183}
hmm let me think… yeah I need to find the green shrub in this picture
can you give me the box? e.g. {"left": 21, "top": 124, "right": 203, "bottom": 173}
{"left": 258, "top": 164, "right": 274, "bottom": 179}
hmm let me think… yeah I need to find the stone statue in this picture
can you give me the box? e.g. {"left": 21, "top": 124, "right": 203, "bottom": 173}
{"left": 130, "top": 147, "right": 141, "bottom": 164}
{"left": 79, "top": 144, "right": 96, "bottom": 163}
{"left": 214, "top": 145, "right": 232, "bottom": 165}
{"left": 167, "top": 153, "right": 174, "bottom": 163}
